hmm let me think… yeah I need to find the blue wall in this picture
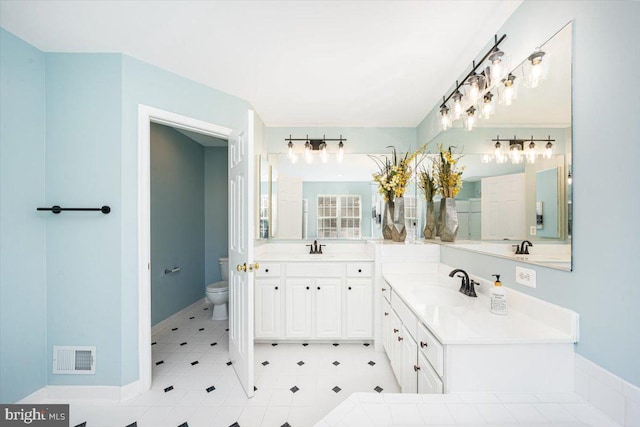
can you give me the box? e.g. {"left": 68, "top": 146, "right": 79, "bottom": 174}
{"left": 204, "top": 147, "right": 229, "bottom": 285}
{"left": 303, "top": 182, "right": 373, "bottom": 239}
{"left": 0, "top": 29, "right": 47, "bottom": 403}
{"left": 418, "top": 1, "right": 640, "bottom": 387}
{"left": 45, "top": 53, "right": 123, "bottom": 386}
{"left": 150, "top": 124, "right": 204, "bottom": 325}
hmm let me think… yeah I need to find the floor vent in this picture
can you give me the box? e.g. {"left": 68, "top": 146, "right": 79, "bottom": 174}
{"left": 53, "top": 346, "right": 96, "bottom": 374}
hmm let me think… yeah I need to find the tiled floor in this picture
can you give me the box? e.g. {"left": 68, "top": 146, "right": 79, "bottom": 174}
{"left": 60, "top": 302, "right": 399, "bottom": 427}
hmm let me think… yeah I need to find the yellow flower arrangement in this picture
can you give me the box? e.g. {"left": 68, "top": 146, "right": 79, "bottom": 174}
{"left": 432, "top": 144, "right": 465, "bottom": 198}
{"left": 370, "top": 145, "right": 426, "bottom": 202}
{"left": 418, "top": 166, "right": 437, "bottom": 202}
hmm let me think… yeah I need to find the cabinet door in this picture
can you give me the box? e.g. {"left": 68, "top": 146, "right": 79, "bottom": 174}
{"left": 382, "top": 298, "right": 392, "bottom": 356}
{"left": 417, "top": 352, "right": 443, "bottom": 394}
{"left": 390, "top": 309, "right": 402, "bottom": 380}
{"left": 285, "top": 279, "right": 312, "bottom": 338}
{"left": 345, "top": 279, "right": 372, "bottom": 338}
{"left": 400, "top": 325, "right": 418, "bottom": 393}
{"left": 255, "top": 279, "right": 282, "bottom": 339}
{"left": 315, "top": 278, "right": 342, "bottom": 338}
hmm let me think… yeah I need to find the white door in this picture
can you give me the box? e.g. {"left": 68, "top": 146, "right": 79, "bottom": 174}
{"left": 277, "top": 174, "right": 303, "bottom": 239}
{"left": 315, "top": 279, "right": 342, "bottom": 338}
{"left": 254, "top": 279, "right": 282, "bottom": 338}
{"left": 285, "top": 279, "right": 312, "bottom": 338}
{"left": 228, "top": 109, "right": 255, "bottom": 397}
{"left": 346, "top": 279, "right": 373, "bottom": 338}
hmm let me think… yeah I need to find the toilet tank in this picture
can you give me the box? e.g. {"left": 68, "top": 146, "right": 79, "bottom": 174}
{"left": 219, "top": 257, "right": 229, "bottom": 281}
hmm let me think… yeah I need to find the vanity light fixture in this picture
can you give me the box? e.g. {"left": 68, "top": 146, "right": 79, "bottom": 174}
{"left": 437, "top": 34, "right": 507, "bottom": 130}
{"left": 527, "top": 48, "right": 546, "bottom": 88}
{"left": 284, "top": 135, "right": 347, "bottom": 164}
{"left": 489, "top": 135, "right": 556, "bottom": 165}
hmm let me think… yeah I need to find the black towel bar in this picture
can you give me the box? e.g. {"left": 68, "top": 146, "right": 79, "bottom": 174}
{"left": 37, "top": 205, "right": 111, "bottom": 214}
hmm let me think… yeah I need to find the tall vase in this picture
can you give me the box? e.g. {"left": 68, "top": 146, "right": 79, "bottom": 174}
{"left": 423, "top": 200, "right": 436, "bottom": 239}
{"left": 382, "top": 200, "right": 394, "bottom": 240}
{"left": 391, "top": 197, "right": 407, "bottom": 242}
{"left": 438, "top": 198, "right": 459, "bottom": 242}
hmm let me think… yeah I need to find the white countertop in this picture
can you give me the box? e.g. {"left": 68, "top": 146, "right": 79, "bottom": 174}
{"left": 383, "top": 272, "right": 577, "bottom": 345}
{"left": 256, "top": 254, "right": 374, "bottom": 262}
{"left": 315, "top": 392, "right": 621, "bottom": 427}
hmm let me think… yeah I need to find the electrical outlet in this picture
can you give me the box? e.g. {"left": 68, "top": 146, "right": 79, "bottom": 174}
{"left": 530, "top": 226, "right": 537, "bottom": 235}
{"left": 516, "top": 266, "right": 536, "bottom": 288}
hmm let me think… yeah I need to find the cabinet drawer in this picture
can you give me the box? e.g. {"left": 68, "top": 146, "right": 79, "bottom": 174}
{"left": 286, "top": 263, "right": 343, "bottom": 277}
{"left": 391, "top": 291, "right": 417, "bottom": 340}
{"left": 255, "top": 263, "right": 281, "bottom": 277}
{"left": 417, "top": 322, "right": 444, "bottom": 378}
{"left": 381, "top": 280, "right": 391, "bottom": 302}
{"left": 346, "top": 263, "right": 373, "bottom": 277}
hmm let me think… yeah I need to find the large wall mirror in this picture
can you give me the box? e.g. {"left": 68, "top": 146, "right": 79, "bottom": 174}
{"left": 426, "top": 22, "right": 573, "bottom": 270}
{"left": 257, "top": 22, "right": 572, "bottom": 271}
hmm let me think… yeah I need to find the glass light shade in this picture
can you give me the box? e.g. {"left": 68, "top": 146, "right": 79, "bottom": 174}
{"left": 543, "top": 142, "right": 553, "bottom": 159}
{"left": 440, "top": 106, "right": 451, "bottom": 130}
{"left": 465, "top": 107, "right": 476, "bottom": 131}
{"left": 287, "top": 141, "right": 294, "bottom": 159}
{"left": 290, "top": 153, "right": 298, "bottom": 164}
{"left": 304, "top": 141, "right": 312, "bottom": 163}
{"left": 320, "top": 143, "right": 328, "bottom": 163}
{"left": 500, "top": 73, "right": 517, "bottom": 105}
{"left": 567, "top": 172, "right": 572, "bottom": 185}
{"left": 482, "top": 93, "right": 493, "bottom": 120}
{"left": 526, "top": 50, "right": 546, "bottom": 88}
{"left": 452, "top": 91, "right": 463, "bottom": 119}
{"left": 526, "top": 142, "right": 537, "bottom": 164}
{"left": 337, "top": 141, "right": 344, "bottom": 163}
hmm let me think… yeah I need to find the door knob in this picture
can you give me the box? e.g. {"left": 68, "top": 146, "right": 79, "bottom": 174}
{"left": 248, "top": 262, "right": 260, "bottom": 272}
{"left": 236, "top": 263, "right": 247, "bottom": 272}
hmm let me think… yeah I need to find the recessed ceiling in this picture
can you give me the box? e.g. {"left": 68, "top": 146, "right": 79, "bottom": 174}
{"left": 0, "top": 1, "right": 521, "bottom": 127}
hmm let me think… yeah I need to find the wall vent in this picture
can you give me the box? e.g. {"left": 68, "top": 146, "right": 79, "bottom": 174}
{"left": 52, "top": 346, "right": 96, "bottom": 374}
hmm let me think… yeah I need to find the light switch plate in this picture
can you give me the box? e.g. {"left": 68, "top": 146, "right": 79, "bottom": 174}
{"left": 516, "top": 266, "right": 536, "bottom": 288}
{"left": 530, "top": 226, "right": 537, "bottom": 235}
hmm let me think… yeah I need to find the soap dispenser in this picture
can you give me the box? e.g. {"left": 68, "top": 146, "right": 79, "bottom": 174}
{"left": 490, "top": 274, "right": 508, "bottom": 315}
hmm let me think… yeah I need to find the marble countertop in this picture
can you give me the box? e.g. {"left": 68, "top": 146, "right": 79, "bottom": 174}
{"left": 315, "top": 392, "right": 621, "bottom": 427}
{"left": 383, "top": 272, "right": 577, "bottom": 345}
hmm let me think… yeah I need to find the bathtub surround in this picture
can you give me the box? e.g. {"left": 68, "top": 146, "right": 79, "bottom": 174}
{"left": 150, "top": 123, "right": 205, "bottom": 326}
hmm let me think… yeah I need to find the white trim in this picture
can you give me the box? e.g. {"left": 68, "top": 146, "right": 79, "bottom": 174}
{"left": 16, "top": 382, "right": 141, "bottom": 404}
{"left": 137, "top": 105, "right": 233, "bottom": 394}
{"left": 151, "top": 298, "right": 207, "bottom": 336}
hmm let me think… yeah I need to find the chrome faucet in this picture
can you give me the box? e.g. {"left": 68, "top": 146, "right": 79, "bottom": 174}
{"left": 449, "top": 268, "right": 478, "bottom": 297}
{"left": 515, "top": 240, "right": 533, "bottom": 255}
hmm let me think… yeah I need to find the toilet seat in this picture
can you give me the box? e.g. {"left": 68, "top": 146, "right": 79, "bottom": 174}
{"left": 206, "top": 281, "right": 228, "bottom": 293}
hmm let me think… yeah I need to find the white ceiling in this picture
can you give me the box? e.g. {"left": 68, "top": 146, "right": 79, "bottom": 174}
{"left": 0, "top": 0, "right": 521, "bottom": 127}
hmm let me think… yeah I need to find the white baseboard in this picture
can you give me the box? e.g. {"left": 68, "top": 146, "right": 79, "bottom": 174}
{"left": 151, "top": 298, "right": 208, "bottom": 336}
{"left": 16, "top": 381, "right": 141, "bottom": 404}
{"left": 575, "top": 353, "right": 640, "bottom": 427}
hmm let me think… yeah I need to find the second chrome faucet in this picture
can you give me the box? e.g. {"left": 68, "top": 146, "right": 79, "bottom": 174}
{"left": 306, "top": 240, "right": 325, "bottom": 254}
{"left": 449, "top": 268, "right": 479, "bottom": 297}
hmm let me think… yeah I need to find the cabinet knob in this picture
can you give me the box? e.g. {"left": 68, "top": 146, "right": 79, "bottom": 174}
{"left": 413, "top": 365, "right": 421, "bottom": 372}
{"left": 317, "top": 286, "right": 320, "bottom": 290}
{"left": 381, "top": 288, "right": 386, "bottom": 292}
{"left": 397, "top": 336, "right": 403, "bottom": 342}
{"left": 306, "top": 286, "right": 310, "bottom": 290}
{"left": 358, "top": 269, "right": 362, "bottom": 273}
{"left": 420, "top": 341, "right": 428, "bottom": 348}
{"left": 384, "top": 312, "right": 389, "bottom": 316}
{"left": 348, "top": 286, "right": 352, "bottom": 290}
{"left": 265, "top": 268, "right": 269, "bottom": 273}
{"left": 275, "top": 286, "right": 278, "bottom": 290}
{"left": 393, "top": 328, "right": 399, "bottom": 333}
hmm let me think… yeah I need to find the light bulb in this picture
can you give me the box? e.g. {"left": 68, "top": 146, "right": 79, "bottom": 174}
{"left": 452, "top": 91, "right": 463, "bottom": 120}
{"left": 510, "top": 143, "right": 523, "bottom": 164}
{"left": 501, "top": 73, "right": 516, "bottom": 106}
{"left": 304, "top": 141, "right": 312, "bottom": 163}
{"left": 494, "top": 141, "right": 503, "bottom": 158}
{"left": 544, "top": 141, "right": 553, "bottom": 159}
{"left": 482, "top": 93, "right": 493, "bottom": 119}
{"left": 287, "top": 141, "right": 294, "bottom": 159}
{"left": 465, "top": 107, "right": 476, "bottom": 131}
{"left": 337, "top": 141, "right": 344, "bottom": 163}
{"left": 526, "top": 141, "right": 536, "bottom": 164}
{"left": 467, "top": 74, "right": 485, "bottom": 103}
{"left": 489, "top": 48, "right": 505, "bottom": 82}
{"left": 527, "top": 49, "right": 545, "bottom": 88}
{"left": 320, "top": 142, "right": 327, "bottom": 163}
{"left": 440, "top": 105, "right": 451, "bottom": 130}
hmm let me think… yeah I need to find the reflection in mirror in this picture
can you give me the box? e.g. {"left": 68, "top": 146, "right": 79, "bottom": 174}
{"left": 426, "top": 22, "right": 572, "bottom": 270}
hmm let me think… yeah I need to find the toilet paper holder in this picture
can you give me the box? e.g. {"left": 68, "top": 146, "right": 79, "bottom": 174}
{"left": 164, "top": 267, "right": 181, "bottom": 274}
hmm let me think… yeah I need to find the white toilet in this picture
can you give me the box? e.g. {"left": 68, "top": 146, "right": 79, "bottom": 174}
{"left": 205, "top": 257, "right": 229, "bottom": 320}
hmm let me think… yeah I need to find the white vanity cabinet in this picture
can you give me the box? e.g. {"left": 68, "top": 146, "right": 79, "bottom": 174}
{"left": 254, "top": 260, "right": 373, "bottom": 341}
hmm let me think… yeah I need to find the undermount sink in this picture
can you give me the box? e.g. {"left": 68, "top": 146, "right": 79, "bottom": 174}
{"left": 413, "top": 286, "right": 469, "bottom": 307}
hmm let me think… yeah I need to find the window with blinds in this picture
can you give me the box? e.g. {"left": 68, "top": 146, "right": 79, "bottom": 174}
{"left": 317, "top": 195, "right": 361, "bottom": 239}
